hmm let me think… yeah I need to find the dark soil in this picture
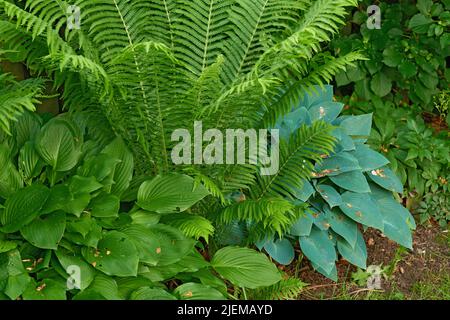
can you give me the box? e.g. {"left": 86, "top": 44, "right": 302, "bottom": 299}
{"left": 292, "top": 224, "right": 450, "bottom": 300}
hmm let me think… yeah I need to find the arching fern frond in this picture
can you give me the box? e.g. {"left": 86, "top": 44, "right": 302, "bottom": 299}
{"left": 161, "top": 213, "right": 215, "bottom": 242}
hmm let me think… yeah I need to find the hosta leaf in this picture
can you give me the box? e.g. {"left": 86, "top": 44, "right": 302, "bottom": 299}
{"left": 290, "top": 213, "right": 314, "bottom": 237}
{"left": 0, "top": 145, "right": 23, "bottom": 198}
{"left": 339, "top": 192, "right": 384, "bottom": 231}
{"left": 19, "top": 142, "right": 44, "bottom": 182}
{"left": 43, "top": 185, "right": 90, "bottom": 217}
{"left": 294, "top": 180, "right": 314, "bottom": 201}
{"left": 35, "top": 121, "right": 81, "bottom": 172}
{"left": 130, "top": 287, "right": 176, "bottom": 300}
{"left": 102, "top": 137, "right": 134, "bottom": 197}
{"left": 367, "top": 167, "right": 403, "bottom": 193}
{"left": 337, "top": 230, "right": 367, "bottom": 269}
{"left": 330, "top": 170, "right": 370, "bottom": 193}
{"left": 315, "top": 152, "right": 361, "bottom": 176}
{"left": 22, "top": 279, "right": 67, "bottom": 300}
{"left": 0, "top": 184, "right": 50, "bottom": 233}
{"left": 130, "top": 210, "right": 161, "bottom": 227}
{"left": 68, "top": 176, "right": 103, "bottom": 195}
{"left": 339, "top": 114, "right": 372, "bottom": 137}
{"left": 299, "top": 227, "right": 337, "bottom": 274}
{"left": 55, "top": 251, "right": 96, "bottom": 291}
{"left": 311, "top": 262, "right": 338, "bottom": 282}
{"left": 137, "top": 173, "right": 209, "bottom": 213}
{"left": 308, "top": 101, "right": 344, "bottom": 123}
{"left": 316, "top": 184, "right": 343, "bottom": 208}
{"left": 82, "top": 231, "right": 139, "bottom": 277}
{"left": 121, "top": 224, "right": 195, "bottom": 266}
{"left": 116, "top": 277, "right": 155, "bottom": 299}
{"left": 0, "top": 240, "right": 17, "bottom": 253}
{"left": 351, "top": 144, "right": 390, "bottom": 172}
{"left": 0, "top": 249, "right": 31, "bottom": 300}
{"left": 211, "top": 247, "right": 281, "bottom": 289}
{"left": 174, "top": 283, "right": 226, "bottom": 300}
{"left": 325, "top": 207, "right": 358, "bottom": 248}
{"left": 77, "top": 154, "right": 121, "bottom": 182}
{"left": 89, "top": 193, "right": 120, "bottom": 218}
{"left": 20, "top": 212, "right": 66, "bottom": 250}
{"left": 73, "top": 275, "right": 122, "bottom": 300}
{"left": 263, "top": 238, "right": 295, "bottom": 265}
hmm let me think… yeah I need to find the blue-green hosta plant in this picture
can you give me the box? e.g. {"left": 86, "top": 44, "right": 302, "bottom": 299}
{"left": 253, "top": 86, "right": 416, "bottom": 281}
{"left": 0, "top": 113, "right": 283, "bottom": 300}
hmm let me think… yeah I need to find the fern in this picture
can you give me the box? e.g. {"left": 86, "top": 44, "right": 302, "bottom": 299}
{"left": 161, "top": 213, "right": 215, "bottom": 242}
{"left": 248, "top": 277, "right": 307, "bottom": 300}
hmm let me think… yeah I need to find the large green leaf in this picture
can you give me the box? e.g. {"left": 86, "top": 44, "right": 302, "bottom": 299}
{"left": 211, "top": 247, "right": 281, "bottom": 289}
{"left": 73, "top": 275, "right": 123, "bottom": 300}
{"left": 339, "top": 114, "right": 373, "bottom": 137}
{"left": 102, "top": 137, "right": 134, "bottom": 197}
{"left": 68, "top": 176, "right": 103, "bottom": 195}
{"left": 19, "top": 142, "right": 44, "bottom": 182}
{"left": 337, "top": 230, "right": 367, "bottom": 269}
{"left": 20, "top": 212, "right": 66, "bottom": 250}
{"left": 0, "top": 184, "right": 50, "bottom": 233}
{"left": 263, "top": 238, "right": 295, "bottom": 265}
{"left": 370, "top": 73, "right": 392, "bottom": 97}
{"left": 0, "top": 144, "right": 23, "bottom": 198}
{"left": 35, "top": 121, "right": 81, "bottom": 172}
{"left": 315, "top": 153, "right": 361, "bottom": 176}
{"left": 325, "top": 207, "right": 358, "bottom": 248}
{"left": 121, "top": 224, "right": 195, "bottom": 266}
{"left": 89, "top": 193, "right": 120, "bottom": 218}
{"left": 82, "top": 231, "right": 139, "bottom": 277}
{"left": 351, "top": 144, "right": 390, "bottom": 172}
{"left": 174, "top": 283, "right": 225, "bottom": 300}
{"left": 290, "top": 213, "right": 313, "bottom": 236}
{"left": 329, "top": 170, "right": 370, "bottom": 193}
{"left": 316, "top": 184, "right": 343, "bottom": 208}
{"left": 367, "top": 167, "right": 403, "bottom": 193}
{"left": 339, "top": 192, "right": 384, "bottom": 231}
{"left": 137, "top": 174, "right": 209, "bottom": 213}
{"left": 55, "top": 251, "right": 96, "bottom": 291}
{"left": 299, "top": 227, "right": 337, "bottom": 274}
{"left": 130, "top": 287, "right": 176, "bottom": 300}
{"left": 22, "top": 279, "right": 67, "bottom": 300}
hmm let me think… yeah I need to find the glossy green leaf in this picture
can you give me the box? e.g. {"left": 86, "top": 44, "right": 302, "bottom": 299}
{"left": 263, "top": 238, "right": 295, "bottom": 265}
{"left": 337, "top": 230, "right": 367, "bottom": 269}
{"left": 137, "top": 173, "right": 209, "bottom": 213}
{"left": 367, "top": 167, "right": 403, "bottom": 193}
{"left": 325, "top": 207, "right": 358, "bottom": 248}
{"left": 130, "top": 287, "right": 176, "bottom": 300}
{"left": 68, "top": 176, "right": 103, "bottom": 195}
{"left": 0, "top": 184, "right": 50, "bottom": 233}
{"left": 89, "top": 193, "right": 120, "bottom": 218}
{"left": 290, "top": 213, "right": 313, "bottom": 236}
{"left": 82, "top": 231, "right": 139, "bottom": 277}
{"left": 174, "top": 283, "right": 225, "bottom": 300}
{"left": 211, "top": 247, "right": 281, "bottom": 289}
{"left": 340, "top": 114, "right": 373, "bottom": 137}
{"left": 315, "top": 152, "right": 361, "bottom": 176}
{"left": 20, "top": 212, "right": 66, "bottom": 249}
{"left": 22, "top": 279, "right": 67, "bottom": 300}
{"left": 56, "top": 251, "right": 96, "bottom": 291}
{"left": 351, "top": 144, "right": 390, "bottom": 172}
{"left": 316, "top": 184, "right": 343, "bottom": 208}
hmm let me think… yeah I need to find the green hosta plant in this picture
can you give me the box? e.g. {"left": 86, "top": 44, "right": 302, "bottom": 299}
{"left": 0, "top": 113, "right": 282, "bottom": 300}
{"left": 252, "top": 86, "right": 416, "bottom": 281}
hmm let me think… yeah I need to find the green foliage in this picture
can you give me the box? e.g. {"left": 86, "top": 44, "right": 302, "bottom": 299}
{"left": 332, "top": 0, "right": 449, "bottom": 108}
{"left": 0, "top": 113, "right": 283, "bottom": 300}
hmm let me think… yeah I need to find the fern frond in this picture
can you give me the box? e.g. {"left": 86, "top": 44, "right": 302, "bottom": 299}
{"left": 251, "top": 121, "right": 336, "bottom": 200}
{"left": 249, "top": 277, "right": 307, "bottom": 300}
{"left": 161, "top": 213, "right": 215, "bottom": 242}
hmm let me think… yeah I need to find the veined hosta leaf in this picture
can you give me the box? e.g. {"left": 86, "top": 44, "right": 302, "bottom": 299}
{"left": 121, "top": 224, "right": 195, "bottom": 266}
{"left": 137, "top": 173, "right": 209, "bottom": 213}
{"left": 0, "top": 249, "right": 31, "bottom": 300}
{"left": 43, "top": 185, "right": 91, "bottom": 217}
{"left": 73, "top": 275, "right": 123, "bottom": 300}
{"left": 309, "top": 101, "right": 344, "bottom": 123}
{"left": 350, "top": 144, "right": 390, "bottom": 172}
{"left": 211, "top": 247, "right": 282, "bottom": 289}
{"left": 0, "top": 184, "right": 50, "bottom": 233}
{"left": 82, "top": 231, "right": 139, "bottom": 277}
{"left": 294, "top": 180, "right": 315, "bottom": 202}
{"left": 77, "top": 154, "right": 121, "bottom": 183}
{"left": 20, "top": 212, "right": 66, "bottom": 250}
{"left": 299, "top": 227, "right": 337, "bottom": 274}
{"left": 19, "top": 142, "right": 44, "bottom": 182}
{"left": 0, "top": 144, "right": 23, "bottom": 198}
{"left": 324, "top": 207, "right": 358, "bottom": 248}
{"left": 130, "top": 210, "right": 161, "bottom": 227}
{"left": 316, "top": 184, "right": 343, "bottom": 208}
{"left": 315, "top": 152, "right": 361, "bottom": 176}
{"left": 89, "top": 193, "right": 120, "bottom": 218}
{"left": 101, "top": 137, "right": 134, "bottom": 197}
{"left": 130, "top": 287, "right": 176, "bottom": 300}
{"left": 55, "top": 251, "right": 96, "bottom": 291}
{"left": 174, "top": 283, "right": 225, "bottom": 300}
{"left": 367, "top": 167, "right": 403, "bottom": 193}
{"left": 35, "top": 121, "right": 81, "bottom": 172}
{"left": 339, "top": 192, "right": 384, "bottom": 231}
{"left": 22, "top": 279, "right": 67, "bottom": 300}
{"left": 263, "top": 238, "right": 295, "bottom": 265}
{"left": 330, "top": 170, "right": 370, "bottom": 193}
{"left": 337, "top": 230, "right": 367, "bottom": 269}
